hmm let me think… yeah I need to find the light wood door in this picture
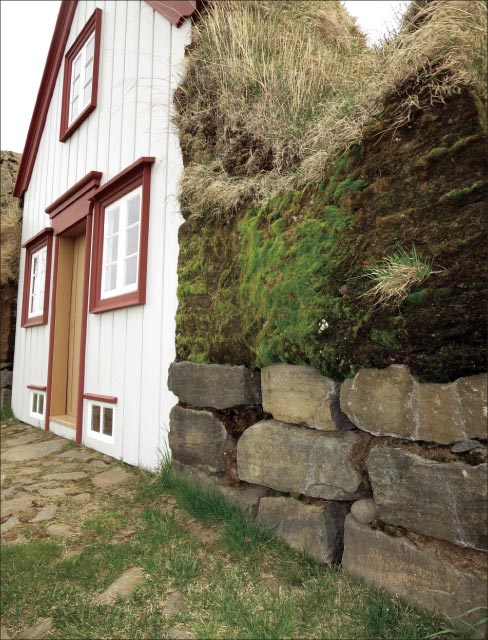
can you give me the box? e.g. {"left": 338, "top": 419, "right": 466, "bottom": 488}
{"left": 66, "top": 234, "right": 86, "bottom": 419}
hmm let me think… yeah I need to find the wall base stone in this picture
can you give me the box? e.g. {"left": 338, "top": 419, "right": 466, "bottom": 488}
{"left": 172, "top": 461, "right": 269, "bottom": 517}
{"left": 342, "top": 515, "right": 488, "bottom": 638}
{"left": 257, "top": 496, "right": 348, "bottom": 564}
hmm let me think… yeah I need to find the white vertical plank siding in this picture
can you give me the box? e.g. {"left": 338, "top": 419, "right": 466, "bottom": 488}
{"left": 13, "top": 1, "right": 189, "bottom": 468}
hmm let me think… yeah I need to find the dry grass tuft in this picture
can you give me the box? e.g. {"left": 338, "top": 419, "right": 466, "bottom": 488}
{"left": 362, "top": 246, "right": 437, "bottom": 305}
{"left": 176, "top": 0, "right": 487, "bottom": 218}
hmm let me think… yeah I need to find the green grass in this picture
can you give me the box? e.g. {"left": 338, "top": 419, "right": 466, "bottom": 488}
{"left": 0, "top": 404, "right": 14, "bottom": 423}
{"left": 1, "top": 460, "right": 466, "bottom": 639}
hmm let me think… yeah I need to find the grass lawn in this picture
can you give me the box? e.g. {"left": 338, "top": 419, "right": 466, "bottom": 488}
{"left": 1, "top": 460, "right": 468, "bottom": 639}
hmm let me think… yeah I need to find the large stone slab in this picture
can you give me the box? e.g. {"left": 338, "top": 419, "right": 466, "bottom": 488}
{"left": 93, "top": 567, "right": 145, "bottom": 605}
{"left": 262, "top": 364, "right": 341, "bottom": 430}
{"left": 368, "top": 447, "right": 487, "bottom": 551}
{"left": 2, "top": 438, "right": 65, "bottom": 462}
{"left": 257, "top": 496, "right": 348, "bottom": 563}
{"left": 168, "top": 362, "right": 261, "bottom": 410}
{"left": 169, "top": 405, "right": 234, "bottom": 473}
{"left": 237, "top": 420, "right": 370, "bottom": 500}
{"left": 91, "top": 467, "right": 130, "bottom": 489}
{"left": 172, "top": 461, "right": 268, "bottom": 517}
{"left": 340, "top": 365, "right": 487, "bottom": 444}
{"left": 342, "top": 515, "right": 488, "bottom": 638}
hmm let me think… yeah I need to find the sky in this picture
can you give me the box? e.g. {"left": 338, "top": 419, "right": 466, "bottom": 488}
{"left": 0, "top": 0, "right": 409, "bottom": 155}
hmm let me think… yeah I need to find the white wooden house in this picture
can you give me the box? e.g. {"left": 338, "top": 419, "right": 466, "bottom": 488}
{"left": 11, "top": 0, "right": 197, "bottom": 469}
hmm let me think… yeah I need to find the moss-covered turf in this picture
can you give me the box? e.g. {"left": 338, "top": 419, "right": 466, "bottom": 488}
{"left": 176, "top": 89, "right": 487, "bottom": 382}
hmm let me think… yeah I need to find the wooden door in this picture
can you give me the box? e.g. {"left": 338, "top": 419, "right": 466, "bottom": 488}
{"left": 66, "top": 234, "right": 86, "bottom": 418}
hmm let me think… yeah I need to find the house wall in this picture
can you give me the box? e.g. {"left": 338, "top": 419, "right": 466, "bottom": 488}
{"left": 12, "top": 0, "right": 190, "bottom": 468}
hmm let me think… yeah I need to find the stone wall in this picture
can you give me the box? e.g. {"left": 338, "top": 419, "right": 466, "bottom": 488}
{"left": 168, "top": 361, "right": 487, "bottom": 635}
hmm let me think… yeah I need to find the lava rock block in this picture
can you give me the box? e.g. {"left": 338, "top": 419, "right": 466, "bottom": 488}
{"left": 340, "top": 365, "right": 487, "bottom": 444}
{"left": 168, "top": 362, "right": 261, "bottom": 410}
{"left": 367, "top": 446, "right": 487, "bottom": 551}
{"left": 342, "top": 515, "right": 488, "bottom": 638}
{"left": 261, "top": 364, "right": 336, "bottom": 430}
{"left": 257, "top": 496, "right": 348, "bottom": 564}
{"left": 169, "top": 405, "right": 234, "bottom": 473}
{"left": 237, "top": 420, "right": 370, "bottom": 500}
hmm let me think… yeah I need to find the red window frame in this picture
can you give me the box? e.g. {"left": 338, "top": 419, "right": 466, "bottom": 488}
{"left": 21, "top": 228, "right": 54, "bottom": 328}
{"left": 89, "top": 157, "right": 155, "bottom": 314}
{"left": 59, "top": 8, "right": 102, "bottom": 143}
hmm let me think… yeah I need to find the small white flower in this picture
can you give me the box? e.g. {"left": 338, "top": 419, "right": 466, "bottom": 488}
{"left": 318, "top": 319, "right": 329, "bottom": 333}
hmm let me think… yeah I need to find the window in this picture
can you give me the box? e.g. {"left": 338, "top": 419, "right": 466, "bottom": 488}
{"left": 90, "top": 157, "right": 155, "bottom": 313}
{"left": 60, "top": 9, "right": 102, "bottom": 142}
{"left": 30, "top": 391, "right": 46, "bottom": 419}
{"left": 87, "top": 401, "right": 115, "bottom": 443}
{"left": 101, "top": 186, "right": 142, "bottom": 299}
{"left": 21, "top": 229, "right": 53, "bottom": 328}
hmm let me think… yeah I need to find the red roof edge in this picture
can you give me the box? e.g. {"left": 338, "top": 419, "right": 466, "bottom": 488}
{"left": 145, "top": 1, "right": 197, "bottom": 27}
{"left": 14, "top": 1, "right": 78, "bottom": 199}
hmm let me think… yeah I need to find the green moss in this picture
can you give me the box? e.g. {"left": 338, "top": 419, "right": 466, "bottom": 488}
{"left": 442, "top": 182, "right": 484, "bottom": 201}
{"left": 427, "top": 147, "right": 449, "bottom": 160}
{"left": 333, "top": 177, "right": 366, "bottom": 202}
{"left": 371, "top": 329, "right": 401, "bottom": 349}
{"left": 406, "top": 289, "right": 429, "bottom": 306}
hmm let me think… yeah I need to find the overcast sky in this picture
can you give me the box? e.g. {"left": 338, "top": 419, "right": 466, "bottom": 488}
{"left": 0, "top": 0, "right": 409, "bottom": 155}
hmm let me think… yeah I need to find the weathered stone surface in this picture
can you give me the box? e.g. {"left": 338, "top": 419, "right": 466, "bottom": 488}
{"left": 16, "top": 618, "right": 53, "bottom": 640}
{"left": 257, "top": 497, "right": 348, "bottom": 564}
{"left": 1, "top": 516, "right": 20, "bottom": 534}
{"left": 341, "top": 366, "right": 487, "bottom": 444}
{"left": 38, "top": 487, "right": 69, "bottom": 498}
{"left": 167, "top": 624, "right": 196, "bottom": 640}
{"left": 2, "top": 494, "right": 34, "bottom": 516}
{"left": 2, "top": 439, "right": 65, "bottom": 462}
{"left": 237, "top": 420, "right": 370, "bottom": 500}
{"left": 262, "top": 364, "right": 335, "bottom": 430}
{"left": 4, "top": 433, "right": 44, "bottom": 448}
{"left": 169, "top": 405, "right": 233, "bottom": 473}
{"left": 56, "top": 449, "right": 94, "bottom": 461}
{"left": 350, "top": 499, "right": 378, "bottom": 525}
{"left": 451, "top": 439, "right": 482, "bottom": 453}
{"left": 1, "top": 625, "right": 11, "bottom": 640}
{"left": 44, "top": 472, "right": 88, "bottom": 482}
{"left": 172, "top": 461, "right": 268, "bottom": 517}
{"left": 31, "top": 504, "right": 58, "bottom": 523}
{"left": 91, "top": 467, "right": 130, "bottom": 489}
{"left": 161, "top": 591, "right": 187, "bottom": 618}
{"left": 342, "top": 515, "right": 488, "bottom": 638}
{"left": 71, "top": 492, "right": 91, "bottom": 504}
{"left": 368, "top": 447, "right": 487, "bottom": 551}
{"left": 94, "top": 567, "right": 145, "bottom": 605}
{"left": 168, "top": 361, "right": 261, "bottom": 410}
{"left": 46, "top": 523, "right": 73, "bottom": 537}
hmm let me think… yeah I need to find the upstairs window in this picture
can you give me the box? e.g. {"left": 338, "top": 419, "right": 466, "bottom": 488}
{"left": 60, "top": 9, "right": 102, "bottom": 142}
{"left": 21, "top": 229, "right": 53, "bottom": 328}
{"left": 90, "top": 157, "right": 154, "bottom": 313}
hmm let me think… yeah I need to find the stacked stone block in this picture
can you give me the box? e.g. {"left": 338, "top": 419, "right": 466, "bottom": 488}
{"left": 168, "top": 361, "right": 487, "bottom": 636}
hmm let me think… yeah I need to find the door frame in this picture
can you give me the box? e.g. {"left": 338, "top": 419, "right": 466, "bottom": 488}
{"left": 44, "top": 172, "right": 101, "bottom": 444}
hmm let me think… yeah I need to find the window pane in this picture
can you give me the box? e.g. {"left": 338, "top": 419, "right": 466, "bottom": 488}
{"left": 32, "top": 394, "right": 38, "bottom": 414}
{"left": 106, "top": 236, "right": 118, "bottom": 263}
{"left": 32, "top": 255, "right": 39, "bottom": 275}
{"left": 107, "top": 207, "right": 120, "bottom": 235}
{"left": 71, "top": 97, "right": 79, "bottom": 120}
{"left": 83, "top": 79, "right": 92, "bottom": 106}
{"left": 124, "top": 255, "right": 138, "bottom": 286}
{"left": 125, "top": 225, "right": 139, "bottom": 257}
{"left": 73, "top": 54, "right": 82, "bottom": 78}
{"left": 103, "top": 408, "right": 113, "bottom": 437}
{"left": 85, "top": 35, "right": 94, "bottom": 63}
{"left": 72, "top": 76, "right": 80, "bottom": 101}
{"left": 104, "top": 265, "right": 117, "bottom": 291}
{"left": 91, "top": 405, "right": 101, "bottom": 432}
{"left": 127, "top": 194, "right": 141, "bottom": 226}
{"left": 38, "top": 394, "right": 44, "bottom": 416}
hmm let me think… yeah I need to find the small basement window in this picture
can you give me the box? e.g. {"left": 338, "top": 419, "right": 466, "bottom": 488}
{"left": 88, "top": 401, "right": 115, "bottom": 443}
{"left": 30, "top": 391, "right": 46, "bottom": 419}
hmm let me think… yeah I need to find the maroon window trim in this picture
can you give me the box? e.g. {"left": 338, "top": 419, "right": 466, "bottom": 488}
{"left": 27, "top": 384, "right": 47, "bottom": 391}
{"left": 89, "top": 157, "right": 155, "bottom": 314}
{"left": 21, "top": 228, "right": 54, "bottom": 328}
{"left": 83, "top": 393, "right": 118, "bottom": 404}
{"left": 59, "top": 8, "right": 102, "bottom": 143}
